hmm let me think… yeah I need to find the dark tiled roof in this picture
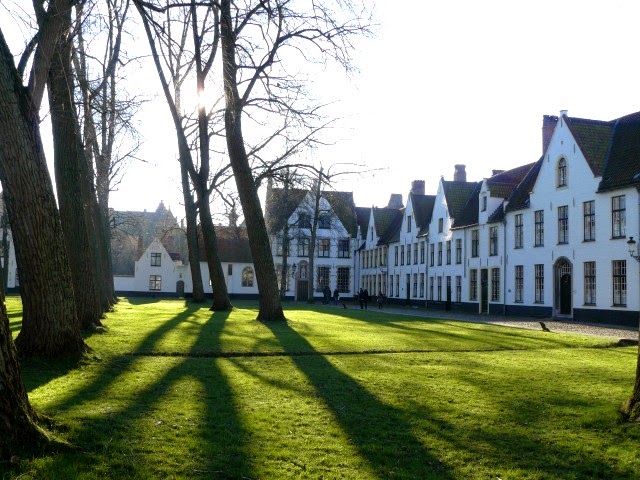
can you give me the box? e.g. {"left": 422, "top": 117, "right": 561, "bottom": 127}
{"left": 442, "top": 181, "right": 478, "bottom": 221}
{"left": 411, "top": 194, "right": 436, "bottom": 237}
{"left": 323, "top": 191, "right": 358, "bottom": 237}
{"left": 598, "top": 111, "right": 640, "bottom": 192}
{"left": 565, "top": 116, "right": 614, "bottom": 177}
{"left": 451, "top": 182, "right": 481, "bottom": 229}
{"left": 487, "top": 202, "right": 505, "bottom": 223}
{"left": 375, "top": 207, "right": 403, "bottom": 245}
{"left": 504, "top": 157, "right": 543, "bottom": 213}
{"left": 198, "top": 226, "right": 253, "bottom": 263}
{"left": 356, "top": 207, "right": 370, "bottom": 238}
{"left": 264, "top": 187, "right": 358, "bottom": 237}
{"left": 264, "top": 187, "right": 308, "bottom": 235}
{"left": 486, "top": 163, "right": 535, "bottom": 199}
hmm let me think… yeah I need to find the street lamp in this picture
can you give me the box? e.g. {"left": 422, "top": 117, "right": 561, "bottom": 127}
{"left": 628, "top": 237, "right": 640, "bottom": 262}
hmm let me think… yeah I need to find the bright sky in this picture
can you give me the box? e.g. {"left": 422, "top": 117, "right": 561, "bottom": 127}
{"left": 4, "top": 1, "right": 640, "bottom": 219}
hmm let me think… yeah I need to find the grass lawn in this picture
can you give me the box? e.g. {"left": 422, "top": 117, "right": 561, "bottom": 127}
{"left": 3, "top": 296, "right": 640, "bottom": 479}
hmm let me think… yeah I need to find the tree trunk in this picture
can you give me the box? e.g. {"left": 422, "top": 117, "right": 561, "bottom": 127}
{"left": 181, "top": 161, "right": 205, "bottom": 302}
{"left": 0, "top": 31, "right": 86, "bottom": 358}
{"left": 220, "top": 0, "right": 284, "bottom": 321}
{"left": 622, "top": 339, "right": 640, "bottom": 421}
{"left": 48, "top": 21, "right": 103, "bottom": 329}
{"left": 0, "top": 297, "right": 50, "bottom": 458}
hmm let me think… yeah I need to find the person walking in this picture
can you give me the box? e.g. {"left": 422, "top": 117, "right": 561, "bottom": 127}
{"left": 333, "top": 288, "right": 339, "bottom": 306}
{"left": 363, "top": 288, "right": 369, "bottom": 310}
{"left": 377, "top": 291, "right": 384, "bottom": 309}
{"left": 358, "top": 288, "right": 364, "bottom": 309}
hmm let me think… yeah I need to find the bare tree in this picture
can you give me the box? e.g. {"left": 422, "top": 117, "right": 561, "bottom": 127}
{"left": 218, "top": 0, "right": 371, "bottom": 320}
{"left": 134, "top": 0, "right": 231, "bottom": 310}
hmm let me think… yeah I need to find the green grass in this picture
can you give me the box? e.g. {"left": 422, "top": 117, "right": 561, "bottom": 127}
{"left": 3, "top": 296, "right": 640, "bottom": 479}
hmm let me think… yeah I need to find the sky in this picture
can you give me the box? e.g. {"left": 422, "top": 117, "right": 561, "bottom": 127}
{"left": 4, "top": 1, "right": 640, "bottom": 220}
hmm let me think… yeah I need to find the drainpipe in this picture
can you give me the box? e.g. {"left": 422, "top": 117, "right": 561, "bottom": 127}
{"left": 502, "top": 217, "right": 507, "bottom": 316}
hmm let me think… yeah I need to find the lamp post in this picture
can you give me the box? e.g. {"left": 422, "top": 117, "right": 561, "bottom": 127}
{"left": 624, "top": 236, "right": 640, "bottom": 420}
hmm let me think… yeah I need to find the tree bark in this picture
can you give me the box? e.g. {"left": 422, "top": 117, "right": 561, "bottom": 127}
{"left": 220, "top": 0, "right": 284, "bottom": 320}
{"left": 0, "top": 297, "right": 50, "bottom": 458}
{"left": 0, "top": 30, "right": 86, "bottom": 358}
{"left": 181, "top": 161, "right": 205, "bottom": 303}
{"left": 48, "top": 15, "right": 103, "bottom": 329}
{"left": 622, "top": 340, "right": 640, "bottom": 421}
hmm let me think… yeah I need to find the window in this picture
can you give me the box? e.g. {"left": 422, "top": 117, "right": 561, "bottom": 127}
{"left": 491, "top": 268, "right": 500, "bottom": 301}
{"left": 437, "top": 242, "right": 442, "bottom": 266}
{"left": 557, "top": 158, "right": 567, "bottom": 187}
{"left": 420, "top": 242, "right": 425, "bottom": 264}
{"left": 316, "top": 266, "right": 330, "bottom": 291}
{"left": 388, "top": 275, "right": 393, "bottom": 297}
{"left": 437, "top": 276, "right": 442, "bottom": 301}
{"left": 150, "top": 252, "right": 161, "bottom": 266}
{"left": 414, "top": 243, "right": 419, "bottom": 265}
{"left": 471, "top": 230, "right": 479, "bottom": 257}
{"left": 469, "top": 269, "right": 478, "bottom": 301}
{"left": 420, "top": 273, "right": 425, "bottom": 297}
{"left": 583, "top": 201, "right": 595, "bottom": 242}
{"left": 430, "top": 243, "right": 435, "bottom": 266}
{"left": 481, "top": 195, "right": 487, "bottom": 212}
{"left": 413, "top": 273, "right": 418, "bottom": 297}
{"left": 318, "top": 214, "right": 331, "bottom": 229}
{"left": 489, "top": 226, "right": 498, "bottom": 256}
{"left": 612, "top": 260, "right": 627, "bottom": 306}
{"left": 514, "top": 265, "right": 523, "bottom": 303}
{"left": 429, "top": 277, "right": 434, "bottom": 300}
{"left": 400, "top": 245, "right": 405, "bottom": 265}
{"left": 407, "top": 215, "right": 412, "bottom": 232}
{"left": 298, "top": 213, "right": 311, "bottom": 228}
{"left": 337, "top": 239, "right": 350, "bottom": 258}
{"left": 370, "top": 227, "right": 374, "bottom": 241}
{"left": 406, "top": 245, "right": 411, "bottom": 265}
{"left": 534, "top": 210, "right": 544, "bottom": 247}
{"left": 227, "top": 264, "right": 233, "bottom": 276}
{"left": 337, "top": 267, "right": 350, "bottom": 293}
{"left": 514, "top": 214, "right": 523, "bottom": 249}
{"left": 438, "top": 218, "right": 443, "bottom": 233}
{"left": 612, "top": 195, "right": 626, "bottom": 238}
{"left": 395, "top": 275, "right": 400, "bottom": 297}
{"left": 149, "top": 275, "right": 162, "bottom": 291}
{"left": 446, "top": 240, "right": 451, "bottom": 264}
{"left": 393, "top": 246, "right": 398, "bottom": 266}
{"left": 317, "top": 238, "right": 330, "bottom": 257}
{"left": 455, "top": 276, "right": 461, "bottom": 302}
{"left": 276, "top": 265, "right": 289, "bottom": 291}
{"left": 275, "top": 236, "right": 285, "bottom": 255}
{"left": 242, "top": 267, "right": 254, "bottom": 287}
{"left": 298, "top": 237, "right": 309, "bottom": 256}
{"left": 455, "top": 239, "right": 462, "bottom": 264}
{"left": 584, "top": 261, "right": 596, "bottom": 305}
{"left": 558, "top": 205, "right": 568, "bottom": 244}
{"left": 534, "top": 264, "right": 544, "bottom": 303}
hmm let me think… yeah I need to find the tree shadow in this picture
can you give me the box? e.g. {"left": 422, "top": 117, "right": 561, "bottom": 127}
{"left": 28, "top": 308, "right": 253, "bottom": 478}
{"left": 263, "top": 320, "right": 455, "bottom": 479}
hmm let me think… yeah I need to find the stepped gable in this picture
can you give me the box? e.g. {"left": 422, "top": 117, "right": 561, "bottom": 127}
{"left": 598, "top": 110, "right": 640, "bottom": 192}
{"left": 411, "top": 194, "right": 436, "bottom": 237}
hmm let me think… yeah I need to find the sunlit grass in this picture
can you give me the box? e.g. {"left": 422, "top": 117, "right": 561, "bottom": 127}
{"left": 3, "top": 296, "right": 639, "bottom": 479}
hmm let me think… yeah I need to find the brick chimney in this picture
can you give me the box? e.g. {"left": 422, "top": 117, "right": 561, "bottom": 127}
{"left": 454, "top": 164, "right": 466, "bottom": 182}
{"left": 410, "top": 180, "right": 425, "bottom": 196}
{"left": 542, "top": 115, "right": 558, "bottom": 154}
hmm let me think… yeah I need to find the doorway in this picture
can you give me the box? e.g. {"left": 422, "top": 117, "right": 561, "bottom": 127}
{"left": 480, "top": 269, "right": 489, "bottom": 314}
{"left": 554, "top": 258, "right": 572, "bottom": 318}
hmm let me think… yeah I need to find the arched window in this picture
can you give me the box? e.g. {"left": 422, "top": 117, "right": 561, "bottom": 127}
{"left": 557, "top": 158, "right": 567, "bottom": 187}
{"left": 242, "top": 267, "right": 254, "bottom": 287}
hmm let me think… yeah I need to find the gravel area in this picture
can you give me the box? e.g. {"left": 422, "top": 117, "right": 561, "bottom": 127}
{"left": 357, "top": 305, "right": 639, "bottom": 342}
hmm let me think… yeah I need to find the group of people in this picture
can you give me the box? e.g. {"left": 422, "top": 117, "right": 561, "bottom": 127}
{"left": 357, "top": 288, "right": 385, "bottom": 309}
{"left": 323, "top": 285, "right": 340, "bottom": 305}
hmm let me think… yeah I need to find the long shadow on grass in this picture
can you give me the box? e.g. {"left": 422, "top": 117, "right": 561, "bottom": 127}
{"left": 41, "top": 309, "right": 254, "bottom": 478}
{"left": 264, "top": 320, "right": 455, "bottom": 479}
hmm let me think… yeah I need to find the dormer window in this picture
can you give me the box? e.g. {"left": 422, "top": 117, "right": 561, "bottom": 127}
{"left": 557, "top": 158, "right": 567, "bottom": 187}
{"left": 438, "top": 218, "right": 443, "bottom": 233}
{"left": 481, "top": 195, "right": 487, "bottom": 212}
{"left": 407, "top": 215, "right": 412, "bottom": 233}
{"left": 318, "top": 213, "right": 331, "bottom": 229}
{"left": 298, "top": 213, "right": 311, "bottom": 228}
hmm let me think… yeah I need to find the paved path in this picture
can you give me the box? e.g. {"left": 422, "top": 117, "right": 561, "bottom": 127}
{"left": 343, "top": 303, "right": 638, "bottom": 342}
